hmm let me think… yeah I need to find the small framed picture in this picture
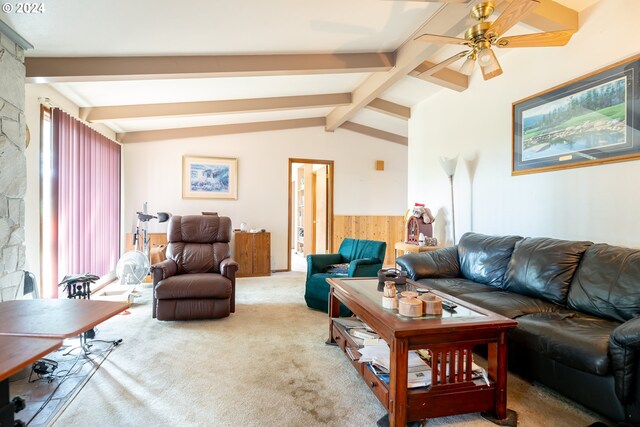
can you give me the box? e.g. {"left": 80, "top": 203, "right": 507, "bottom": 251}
{"left": 182, "top": 156, "right": 237, "bottom": 199}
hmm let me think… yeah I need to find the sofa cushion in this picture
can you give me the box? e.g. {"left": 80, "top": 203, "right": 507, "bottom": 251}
{"left": 415, "top": 278, "right": 499, "bottom": 297}
{"left": 459, "top": 291, "right": 562, "bottom": 319}
{"left": 503, "top": 237, "right": 592, "bottom": 305}
{"left": 510, "top": 312, "right": 619, "bottom": 376}
{"left": 457, "top": 232, "right": 523, "bottom": 288}
{"left": 156, "top": 274, "right": 232, "bottom": 299}
{"left": 567, "top": 244, "right": 640, "bottom": 322}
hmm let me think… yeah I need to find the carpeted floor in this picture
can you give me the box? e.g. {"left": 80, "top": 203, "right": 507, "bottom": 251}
{"left": 52, "top": 272, "right": 611, "bottom": 426}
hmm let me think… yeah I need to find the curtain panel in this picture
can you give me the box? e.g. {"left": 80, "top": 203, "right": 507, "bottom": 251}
{"left": 51, "top": 108, "right": 121, "bottom": 295}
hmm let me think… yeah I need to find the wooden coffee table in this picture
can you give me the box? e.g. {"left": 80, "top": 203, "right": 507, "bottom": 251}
{"left": 327, "top": 277, "right": 517, "bottom": 427}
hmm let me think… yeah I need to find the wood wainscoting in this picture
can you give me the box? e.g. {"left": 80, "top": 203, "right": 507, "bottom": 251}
{"left": 332, "top": 215, "right": 404, "bottom": 267}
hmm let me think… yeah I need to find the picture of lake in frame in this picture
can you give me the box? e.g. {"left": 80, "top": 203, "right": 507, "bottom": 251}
{"left": 512, "top": 54, "right": 640, "bottom": 175}
{"left": 182, "top": 156, "right": 237, "bottom": 199}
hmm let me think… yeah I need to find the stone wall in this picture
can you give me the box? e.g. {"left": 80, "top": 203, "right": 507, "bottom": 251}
{"left": 0, "top": 29, "right": 27, "bottom": 301}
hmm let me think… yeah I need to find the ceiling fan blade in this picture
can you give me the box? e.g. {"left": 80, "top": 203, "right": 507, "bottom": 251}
{"left": 496, "top": 30, "right": 575, "bottom": 48}
{"left": 486, "top": 0, "right": 540, "bottom": 39}
{"left": 415, "top": 33, "right": 470, "bottom": 45}
{"left": 417, "top": 51, "right": 468, "bottom": 78}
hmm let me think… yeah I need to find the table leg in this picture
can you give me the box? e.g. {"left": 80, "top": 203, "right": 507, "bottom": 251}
{"left": 0, "top": 379, "right": 15, "bottom": 427}
{"left": 487, "top": 331, "right": 508, "bottom": 420}
{"left": 388, "top": 338, "right": 408, "bottom": 427}
{"left": 327, "top": 287, "right": 340, "bottom": 345}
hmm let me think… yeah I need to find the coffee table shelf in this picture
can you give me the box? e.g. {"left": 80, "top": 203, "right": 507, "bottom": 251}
{"left": 327, "top": 277, "right": 517, "bottom": 427}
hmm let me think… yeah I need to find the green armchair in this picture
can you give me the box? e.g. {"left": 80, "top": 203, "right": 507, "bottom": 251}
{"left": 304, "top": 238, "right": 387, "bottom": 315}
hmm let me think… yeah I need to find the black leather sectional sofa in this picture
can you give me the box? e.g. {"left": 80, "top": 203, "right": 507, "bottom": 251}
{"left": 396, "top": 232, "right": 640, "bottom": 423}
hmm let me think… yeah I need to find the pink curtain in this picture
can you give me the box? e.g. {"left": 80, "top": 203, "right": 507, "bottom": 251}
{"left": 51, "top": 108, "right": 120, "bottom": 296}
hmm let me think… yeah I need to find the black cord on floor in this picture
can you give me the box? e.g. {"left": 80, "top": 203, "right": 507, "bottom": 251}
{"left": 24, "top": 340, "right": 119, "bottom": 426}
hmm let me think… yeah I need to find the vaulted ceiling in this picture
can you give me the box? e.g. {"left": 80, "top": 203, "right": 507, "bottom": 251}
{"left": 2, "top": 0, "right": 590, "bottom": 145}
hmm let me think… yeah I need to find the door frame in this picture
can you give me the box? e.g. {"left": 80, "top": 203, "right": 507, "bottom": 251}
{"left": 287, "top": 158, "right": 334, "bottom": 272}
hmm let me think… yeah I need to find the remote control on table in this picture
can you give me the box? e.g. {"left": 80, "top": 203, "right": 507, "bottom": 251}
{"left": 442, "top": 300, "right": 457, "bottom": 311}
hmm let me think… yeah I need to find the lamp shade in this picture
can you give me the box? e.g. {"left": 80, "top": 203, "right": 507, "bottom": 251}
{"left": 439, "top": 155, "right": 459, "bottom": 177}
{"left": 479, "top": 48, "right": 500, "bottom": 73}
{"left": 459, "top": 57, "right": 475, "bottom": 76}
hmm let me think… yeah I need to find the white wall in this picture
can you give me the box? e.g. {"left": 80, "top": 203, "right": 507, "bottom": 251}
{"left": 24, "top": 84, "right": 118, "bottom": 285}
{"left": 409, "top": 0, "right": 640, "bottom": 248}
{"left": 123, "top": 127, "right": 408, "bottom": 270}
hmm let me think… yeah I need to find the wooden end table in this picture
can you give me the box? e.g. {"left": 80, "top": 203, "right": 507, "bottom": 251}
{"left": 394, "top": 242, "right": 442, "bottom": 265}
{"left": 327, "top": 277, "right": 517, "bottom": 427}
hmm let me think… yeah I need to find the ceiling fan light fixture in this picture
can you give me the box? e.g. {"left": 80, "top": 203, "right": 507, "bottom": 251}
{"left": 477, "top": 47, "right": 494, "bottom": 67}
{"left": 459, "top": 57, "right": 476, "bottom": 76}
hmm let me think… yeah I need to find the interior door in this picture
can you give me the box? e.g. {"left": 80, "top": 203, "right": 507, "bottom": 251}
{"left": 314, "top": 166, "right": 328, "bottom": 254}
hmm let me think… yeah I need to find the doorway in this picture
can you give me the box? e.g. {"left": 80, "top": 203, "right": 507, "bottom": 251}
{"left": 288, "top": 158, "right": 334, "bottom": 272}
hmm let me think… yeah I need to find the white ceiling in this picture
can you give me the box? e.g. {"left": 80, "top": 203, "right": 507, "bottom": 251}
{"left": 2, "top": 0, "right": 590, "bottom": 143}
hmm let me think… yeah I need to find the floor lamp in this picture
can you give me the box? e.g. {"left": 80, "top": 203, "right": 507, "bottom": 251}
{"left": 439, "top": 156, "right": 458, "bottom": 244}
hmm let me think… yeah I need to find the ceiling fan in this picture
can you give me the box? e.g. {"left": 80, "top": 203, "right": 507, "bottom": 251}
{"left": 415, "top": 0, "right": 575, "bottom": 80}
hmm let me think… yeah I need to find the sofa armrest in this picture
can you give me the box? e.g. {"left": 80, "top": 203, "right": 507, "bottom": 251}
{"left": 610, "top": 317, "right": 640, "bottom": 403}
{"left": 151, "top": 259, "right": 178, "bottom": 284}
{"left": 307, "top": 253, "right": 343, "bottom": 277}
{"left": 220, "top": 257, "right": 239, "bottom": 278}
{"left": 396, "top": 246, "right": 461, "bottom": 280}
{"left": 348, "top": 258, "right": 382, "bottom": 277}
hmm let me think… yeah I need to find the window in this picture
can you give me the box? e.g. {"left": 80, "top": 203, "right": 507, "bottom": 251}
{"left": 41, "top": 107, "right": 121, "bottom": 297}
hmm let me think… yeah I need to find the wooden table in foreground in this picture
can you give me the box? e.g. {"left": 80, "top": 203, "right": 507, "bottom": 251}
{"left": 0, "top": 299, "right": 130, "bottom": 338}
{"left": 327, "top": 277, "right": 517, "bottom": 427}
{"left": 0, "top": 298, "right": 129, "bottom": 426}
{"left": 0, "top": 336, "right": 63, "bottom": 426}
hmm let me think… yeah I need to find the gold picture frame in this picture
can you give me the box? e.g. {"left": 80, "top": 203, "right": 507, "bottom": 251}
{"left": 182, "top": 156, "right": 238, "bottom": 199}
{"left": 512, "top": 54, "right": 640, "bottom": 175}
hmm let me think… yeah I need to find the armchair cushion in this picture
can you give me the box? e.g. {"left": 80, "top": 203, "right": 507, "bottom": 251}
{"left": 155, "top": 274, "right": 232, "bottom": 299}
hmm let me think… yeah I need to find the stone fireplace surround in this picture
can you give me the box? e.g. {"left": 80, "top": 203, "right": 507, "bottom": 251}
{"left": 0, "top": 23, "right": 29, "bottom": 301}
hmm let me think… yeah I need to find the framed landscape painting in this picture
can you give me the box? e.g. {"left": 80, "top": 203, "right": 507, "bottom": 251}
{"left": 182, "top": 156, "right": 237, "bottom": 199}
{"left": 512, "top": 54, "right": 640, "bottom": 175}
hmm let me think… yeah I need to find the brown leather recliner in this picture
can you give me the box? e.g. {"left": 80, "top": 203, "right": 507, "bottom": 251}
{"left": 151, "top": 214, "right": 238, "bottom": 321}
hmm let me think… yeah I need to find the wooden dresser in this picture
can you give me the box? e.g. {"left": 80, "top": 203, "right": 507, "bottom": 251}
{"left": 234, "top": 231, "right": 271, "bottom": 277}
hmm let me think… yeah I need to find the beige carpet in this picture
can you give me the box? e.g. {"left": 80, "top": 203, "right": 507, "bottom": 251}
{"left": 53, "top": 272, "right": 610, "bottom": 427}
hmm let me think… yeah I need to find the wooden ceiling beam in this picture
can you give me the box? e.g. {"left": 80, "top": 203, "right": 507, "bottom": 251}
{"left": 118, "top": 117, "right": 326, "bottom": 144}
{"left": 325, "top": 2, "right": 472, "bottom": 131}
{"left": 25, "top": 53, "right": 395, "bottom": 83}
{"left": 365, "top": 98, "right": 411, "bottom": 120}
{"left": 81, "top": 93, "right": 351, "bottom": 122}
{"left": 340, "top": 122, "right": 407, "bottom": 146}
{"left": 503, "top": 0, "right": 579, "bottom": 32}
{"left": 326, "top": 1, "right": 578, "bottom": 129}
{"left": 409, "top": 60, "right": 468, "bottom": 92}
